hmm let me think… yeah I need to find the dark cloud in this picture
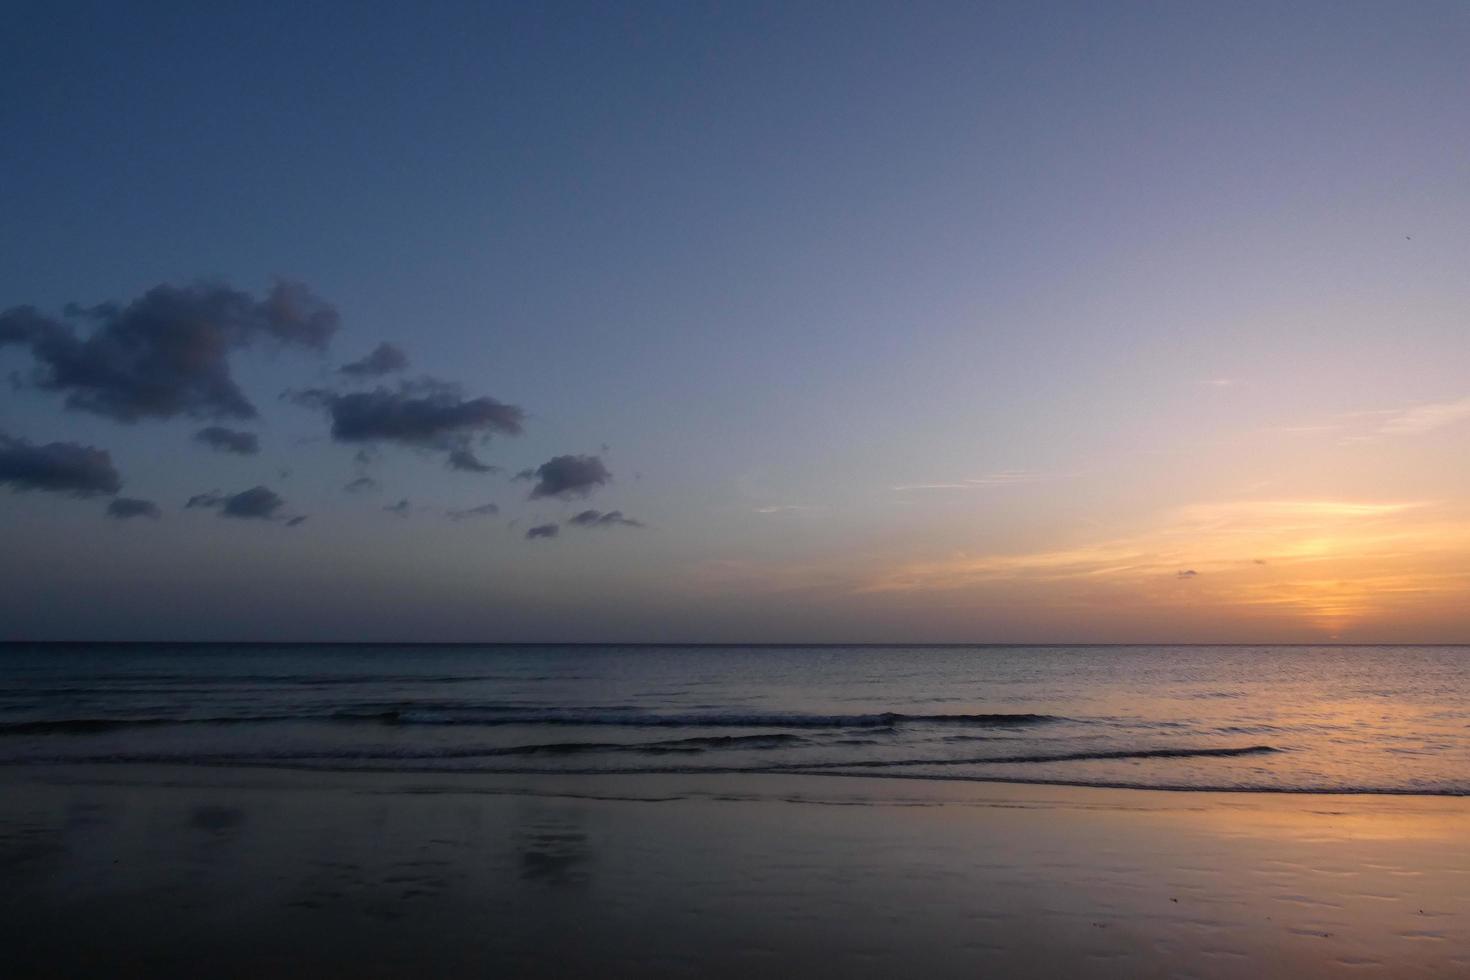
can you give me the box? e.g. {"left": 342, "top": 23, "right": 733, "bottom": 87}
{"left": 526, "top": 455, "right": 610, "bottom": 500}
{"left": 447, "top": 502, "right": 499, "bottom": 520}
{"left": 384, "top": 498, "right": 411, "bottom": 517}
{"left": 286, "top": 516, "right": 308, "bottom": 527}
{"left": 344, "top": 476, "right": 379, "bottom": 493}
{"left": 293, "top": 381, "right": 524, "bottom": 471}
{"left": 186, "top": 485, "right": 288, "bottom": 521}
{"left": 568, "top": 509, "right": 644, "bottom": 528}
{"left": 339, "top": 342, "right": 408, "bottom": 378}
{"left": 256, "top": 281, "right": 340, "bottom": 347}
{"left": 447, "top": 447, "right": 497, "bottom": 473}
{"left": 513, "top": 468, "right": 535, "bottom": 481}
{"left": 194, "top": 426, "right": 259, "bottom": 455}
{"left": 1176, "top": 569, "right": 1199, "bottom": 579}
{"left": 0, "top": 432, "right": 122, "bottom": 496}
{"left": 526, "top": 522, "right": 559, "bottom": 540}
{"left": 0, "top": 281, "right": 337, "bottom": 423}
{"left": 106, "top": 497, "right": 161, "bottom": 520}
{"left": 223, "top": 486, "right": 286, "bottom": 519}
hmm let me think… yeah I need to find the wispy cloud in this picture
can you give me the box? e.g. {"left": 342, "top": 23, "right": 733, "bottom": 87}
{"left": 892, "top": 470, "right": 1044, "bottom": 492}
{"left": 682, "top": 558, "right": 857, "bottom": 597}
{"left": 1282, "top": 395, "right": 1470, "bottom": 445}
{"left": 1272, "top": 424, "right": 1341, "bottom": 436}
{"left": 1373, "top": 396, "right": 1470, "bottom": 436}
{"left": 860, "top": 497, "right": 1467, "bottom": 631}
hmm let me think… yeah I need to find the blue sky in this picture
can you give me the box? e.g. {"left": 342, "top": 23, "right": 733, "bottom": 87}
{"left": 2, "top": 1, "right": 1469, "bottom": 641}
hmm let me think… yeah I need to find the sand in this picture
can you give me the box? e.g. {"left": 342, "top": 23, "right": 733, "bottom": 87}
{"left": 3, "top": 765, "right": 1467, "bottom": 977}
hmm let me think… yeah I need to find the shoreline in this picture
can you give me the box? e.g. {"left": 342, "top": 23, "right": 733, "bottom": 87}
{"left": 6, "top": 761, "right": 1470, "bottom": 799}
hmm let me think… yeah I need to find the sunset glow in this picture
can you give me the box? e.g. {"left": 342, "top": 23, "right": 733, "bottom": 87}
{"left": 864, "top": 497, "right": 1470, "bottom": 633}
{"left": 1, "top": 2, "right": 1466, "bottom": 644}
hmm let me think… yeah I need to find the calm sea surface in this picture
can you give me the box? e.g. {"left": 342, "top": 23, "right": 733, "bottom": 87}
{"left": 1, "top": 644, "right": 1467, "bottom": 794}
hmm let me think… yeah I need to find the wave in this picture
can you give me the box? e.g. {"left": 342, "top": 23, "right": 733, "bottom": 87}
{"left": 0, "top": 716, "right": 300, "bottom": 735}
{"left": 0, "top": 710, "right": 1056, "bottom": 735}
{"left": 1, "top": 718, "right": 217, "bottom": 735}
{"left": 465, "top": 733, "right": 811, "bottom": 757}
{"left": 21, "top": 751, "right": 1470, "bottom": 797}
{"left": 13, "top": 741, "right": 1275, "bottom": 769}
{"left": 0, "top": 673, "right": 518, "bottom": 688}
{"left": 19, "top": 733, "right": 811, "bottom": 764}
{"left": 350, "top": 709, "right": 1059, "bottom": 729}
{"left": 631, "top": 733, "right": 809, "bottom": 753}
{"left": 793, "top": 745, "right": 1281, "bottom": 769}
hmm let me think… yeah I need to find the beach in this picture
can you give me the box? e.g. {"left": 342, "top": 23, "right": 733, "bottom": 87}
{"left": 7, "top": 2, "right": 1469, "bottom": 975}
{"left": 5, "top": 764, "right": 1467, "bottom": 978}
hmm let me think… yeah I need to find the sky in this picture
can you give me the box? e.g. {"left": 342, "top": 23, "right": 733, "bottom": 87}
{"left": 2, "top": 1, "right": 1468, "bottom": 643}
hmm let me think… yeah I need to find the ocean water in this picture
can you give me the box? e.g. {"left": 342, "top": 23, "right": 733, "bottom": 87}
{"left": 1, "top": 644, "right": 1467, "bottom": 795}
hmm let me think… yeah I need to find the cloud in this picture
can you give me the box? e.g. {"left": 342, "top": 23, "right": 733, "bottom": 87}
{"left": 867, "top": 499, "right": 1432, "bottom": 594}
{"left": 384, "top": 499, "right": 411, "bottom": 517}
{"left": 286, "top": 516, "right": 308, "bottom": 527}
{"left": 892, "top": 470, "right": 1045, "bottom": 491}
{"left": 1176, "top": 569, "right": 1198, "bottom": 579}
{"left": 755, "top": 504, "right": 818, "bottom": 514}
{"left": 1373, "top": 396, "right": 1470, "bottom": 437}
{"left": 447, "top": 502, "right": 499, "bottom": 520}
{"left": 1286, "top": 395, "right": 1470, "bottom": 445}
{"left": 681, "top": 557, "right": 858, "bottom": 599}
{"left": 0, "top": 281, "right": 337, "bottom": 422}
{"left": 1272, "top": 425, "right": 1341, "bottom": 436}
{"left": 447, "top": 447, "right": 497, "bottom": 473}
{"left": 526, "top": 522, "right": 559, "bottom": 539}
{"left": 194, "top": 426, "right": 259, "bottom": 455}
{"left": 0, "top": 432, "right": 122, "bottom": 496}
{"left": 293, "top": 380, "right": 524, "bottom": 469}
{"left": 568, "top": 509, "right": 643, "bottom": 528}
{"left": 526, "top": 454, "right": 610, "bottom": 499}
{"left": 106, "top": 497, "right": 161, "bottom": 520}
{"left": 344, "top": 476, "right": 379, "bottom": 493}
{"left": 186, "top": 485, "right": 289, "bottom": 520}
{"left": 860, "top": 496, "right": 1466, "bottom": 631}
{"left": 339, "top": 342, "right": 408, "bottom": 378}
{"left": 512, "top": 468, "right": 535, "bottom": 481}
{"left": 222, "top": 486, "right": 286, "bottom": 519}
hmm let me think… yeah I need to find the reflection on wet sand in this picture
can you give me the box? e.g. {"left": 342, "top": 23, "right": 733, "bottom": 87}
{"left": 517, "top": 813, "right": 592, "bottom": 886}
{"left": 2, "top": 766, "right": 1468, "bottom": 978}
{"left": 190, "top": 804, "right": 246, "bottom": 835}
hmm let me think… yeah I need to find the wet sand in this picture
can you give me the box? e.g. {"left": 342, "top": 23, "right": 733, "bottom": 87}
{"left": 3, "top": 765, "right": 1467, "bottom": 977}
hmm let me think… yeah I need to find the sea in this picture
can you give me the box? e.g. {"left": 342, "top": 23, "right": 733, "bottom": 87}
{"left": 1, "top": 643, "right": 1467, "bottom": 795}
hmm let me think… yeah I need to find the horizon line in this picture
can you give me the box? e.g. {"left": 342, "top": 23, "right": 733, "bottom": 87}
{"left": 3, "top": 640, "right": 1469, "bottom": 649}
